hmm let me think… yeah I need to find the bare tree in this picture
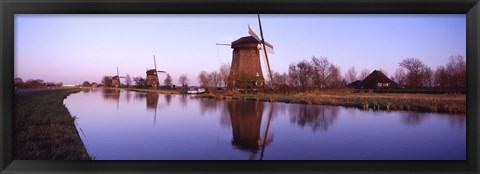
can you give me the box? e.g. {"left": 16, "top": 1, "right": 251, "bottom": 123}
{"left": 208, "top": 71, "right": 222, "bottom": 88}
{"left": 294, "top": 60, "right": 314, "bottom": 90}
{"left": 311, "top": 56, "right": 331, "bottom": 89}
{"left": 102, "top": 76, "right": 113, "bottom": 87}
{"left": 359, "top": 69, "right": 370, "bottom": 80}
{"left": 345, "top": 66, "right": 357, "bottom": 83}
{"left": 394, "top": 67, "right": 406, "bottom": 86}
{"left": 423, "top": 66, "right": 434, "bottom": 87}
{"left": 125, "top": 74, "right": 132, "bottom": 87}
{"left": 219, "top": 62, "right": 230, "bottom": 88}
{"left": 288, "top": 64, "right": 300, "bottom": 87}
{"left": 82, "top": 81, "right": 91, "bottom": 87}
{"left": 198, "top": 71, "right": 209, "bottom": 87}
{"left": 133, "top": 77, "right": 146, "bottom": 88}
{"left": 178, "top": 74, "right": 189, "bottom": 87}
{"left": 446, "top": 55, "right": 466, "bottom": 90}
{"left": 326, "top": 64, "right": 342, "bottom": 88}
{"left": 434, "top": 65, "right": 448, "bottom": 89}
{"left": 398, "top": 58, "right": 432, "bottom": 88}
{"left": 164, "top": 73, "right": 172, "bottom": 87}
{"left": 273, "top": 71, "right": 289, "bottom": 86}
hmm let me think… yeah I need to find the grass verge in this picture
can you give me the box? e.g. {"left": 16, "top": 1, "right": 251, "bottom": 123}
{"left": 197, "top": 90, "right": 466, "bottom": 114}
{"left": 14, "top": 88, "right": 93, "bottom": 160}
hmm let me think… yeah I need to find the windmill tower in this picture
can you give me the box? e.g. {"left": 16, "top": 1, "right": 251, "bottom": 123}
{"left": 227, "top": 16, "right": 274, "bottom": 89}
{"left": 146, "top": 55, "right": 166, "bottom": 89}
{"left": 112, "top": 67, "right": 126, "bottom": 88}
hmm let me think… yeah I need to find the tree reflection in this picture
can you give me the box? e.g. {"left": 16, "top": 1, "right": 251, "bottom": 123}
{"left": 199, "top": 98, "right": 222, "bottom": 116}
{"left": 399, "top": 112, "right": 427, "bottom": 126}
{"left": 102, "top": 88, "right": 121, "bottom": 110}
{"left": 102, "top": 88, "right": 121, "bottom": 101}
{"left": 446, "top": 115, "right": 466, "bottom": 129}
{"left": 126, "top": 90, "right": 131, "bottom": 103}
{"left": 288, "top": 105, "right": 339, "bottom": 132}
{"left": 134, "top": 93, "right": 146, "bottom": 100}
{"left": 179, "top": 95, "right": 188, "bottom": 107}
{"left": 164, "top": 94, "right": 172, "bottom": 106}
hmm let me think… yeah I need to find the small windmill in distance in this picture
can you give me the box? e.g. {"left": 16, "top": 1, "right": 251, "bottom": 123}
{"left": 146, "top": 55, "right": 167, "bottom": 89}
{"left": 112, "top": 67, "right": 126, "bottom": 88}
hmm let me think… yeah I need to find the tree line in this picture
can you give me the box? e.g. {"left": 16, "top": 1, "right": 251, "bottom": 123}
{"left": 14, "top": 78, "right": 63, "bottom": 89}
{"left": 195, "top": 55, "right": 466, "bottom": 91}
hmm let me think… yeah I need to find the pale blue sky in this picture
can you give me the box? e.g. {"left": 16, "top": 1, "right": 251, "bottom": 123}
{"left": 15, "top": 14, "right": 465, "bottom": 86}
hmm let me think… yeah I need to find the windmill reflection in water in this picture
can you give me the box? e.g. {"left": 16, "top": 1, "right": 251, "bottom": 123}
{"left": 227, "top": 100, "right": 274, "bottom": 160}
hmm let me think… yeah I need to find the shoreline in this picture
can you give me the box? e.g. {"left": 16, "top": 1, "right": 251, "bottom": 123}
{"left": 196, "top": 91, "right": 466, "bottom": 114}
{"left": 14, "top": 88, "right": 93, "bottom": 160}
{"left": 117, "top": 87, "right": 181, "bottom": 94}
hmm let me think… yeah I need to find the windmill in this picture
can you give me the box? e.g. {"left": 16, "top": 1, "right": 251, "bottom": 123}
{"left": 111, "top": 67, "right": 126, "bottom": 88}
{"left": 146, "top": 55, "right": 167, "bottom": 89}
{"left": 226, "top": 14, "right": 275, "bottom": 89}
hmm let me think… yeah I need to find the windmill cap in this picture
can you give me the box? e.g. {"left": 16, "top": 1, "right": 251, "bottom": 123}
{"left": 231, "top": 36, "right": 260, "bottom": 48}
{"left": 146, "top": 69, "right": 157, "bottom": 74}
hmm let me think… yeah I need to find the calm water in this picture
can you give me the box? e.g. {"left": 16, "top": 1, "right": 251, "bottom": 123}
{"left": 63, "top": 88, "right": 466, "bottom": 160}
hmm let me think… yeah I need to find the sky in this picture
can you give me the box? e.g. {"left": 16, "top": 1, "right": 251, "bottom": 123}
{"left": 15, "top": 14, "right": 466, "bottom": 86}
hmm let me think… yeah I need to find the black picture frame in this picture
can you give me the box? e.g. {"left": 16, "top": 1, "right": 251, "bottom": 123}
{"left": 1, "top": 0, "right": 479, "bottom": 173}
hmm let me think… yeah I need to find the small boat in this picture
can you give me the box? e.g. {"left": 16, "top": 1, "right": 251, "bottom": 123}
{"left": 187, "top": 88, "right": 206, "bottom": 94}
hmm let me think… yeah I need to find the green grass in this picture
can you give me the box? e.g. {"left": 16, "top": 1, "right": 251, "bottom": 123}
{"left": 197, "top": 91, "right": 466, "bottom": 114}
{"left": 14, "top": 88, "right": 93, "bottom": 160}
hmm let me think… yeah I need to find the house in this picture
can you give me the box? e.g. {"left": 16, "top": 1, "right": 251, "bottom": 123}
{"left": 348, "top": 70, "right": 399, "bottom": 89}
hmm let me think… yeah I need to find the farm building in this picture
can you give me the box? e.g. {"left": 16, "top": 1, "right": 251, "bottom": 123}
{"left": 348, "top": 70, "right": 399, "bottom": 89}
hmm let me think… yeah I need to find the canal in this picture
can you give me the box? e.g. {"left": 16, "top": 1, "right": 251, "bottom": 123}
{"left": 63, "top": 88, "right": 466, "bottom": 160}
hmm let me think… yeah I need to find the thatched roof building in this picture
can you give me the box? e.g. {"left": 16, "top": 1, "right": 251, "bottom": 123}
{"left": 348, "top": 70, "right": 399, "bottom": 89}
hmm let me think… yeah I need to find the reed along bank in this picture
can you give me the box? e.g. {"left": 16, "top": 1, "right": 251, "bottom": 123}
{"left": 197, "top": 90, "right": 466, "bottom": 114}
{"left": 14, "top": 88, "right": 92, "bottom": 160}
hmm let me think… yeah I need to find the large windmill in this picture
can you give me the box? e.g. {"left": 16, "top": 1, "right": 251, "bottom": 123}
{"left": 227, "top": 14, "right": 275, "bottom": 89}
{"left": 111, "top": 67, "right": 126, "bottom": 88}
{"left": 146, "top": 55, "right": 167, "bottom": 89}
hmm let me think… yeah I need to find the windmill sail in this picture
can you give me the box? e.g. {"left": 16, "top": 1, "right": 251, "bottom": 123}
{"left": 256, "top": 14, "right": 274, "bottom": 88}
{"left": 248, "top": 24, "right": 261, "bottom": 42}
{"left": 249, "top": 24, "right": 274, "bottom": 54}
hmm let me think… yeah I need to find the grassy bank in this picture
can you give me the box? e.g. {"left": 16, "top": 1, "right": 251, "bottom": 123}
{"left": 197, "top": 90, "right": 466, "bottom": 114}
{"left": 14, "top": 88, "right": 92, "bottom": 160}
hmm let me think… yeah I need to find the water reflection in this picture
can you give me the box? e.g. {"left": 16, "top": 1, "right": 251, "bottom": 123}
{"left": 102, "top": 88, "right": 121, "bottom": 101}
{"left": 65, "top": 90, "right": 466, "bottom": 160}
{"left": 179, "top": 95, "right": 188, "bottom": 107}
{"left": 288, "top": 104, "right": 339, "bottom": 132}
{"left": 101, "top": 88, "right": 121, "bottom": 110}
{"left": 446, "top": 115, "right": 466, "bottom": 129}
{"left": 164, "top": 95, "right": 172, "bottom": 105}
{"left": 399, "top": 112, "right": 426, "bottom": 126}
{"left": 146, "top": 92, "right": 159, "bottom": 110}
{"left": 226, "top": 100, "right": 274, "bottom": 160}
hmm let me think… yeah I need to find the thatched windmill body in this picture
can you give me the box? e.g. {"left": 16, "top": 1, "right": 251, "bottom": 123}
{"left": 146, "top": 55, "right": 166, "bottom": 89}
{"left": 112, "top": 67, "right": 126, "bottom": 88}
{"left": 227, "top": 15, "right": 274, "bottom": 89}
